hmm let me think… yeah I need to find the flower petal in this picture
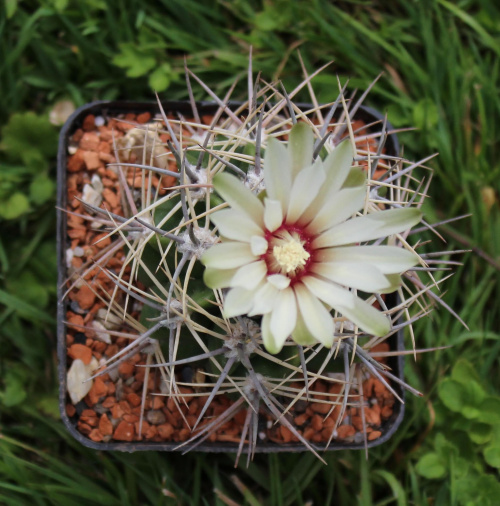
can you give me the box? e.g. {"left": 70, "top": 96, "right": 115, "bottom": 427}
{"left": 288, "top": 122, "right": 314, "bottom": 178}
{"left": 301, "top": 275, "right": 356, "bottom": 309}
{"left": 230, "top": 261, "right": 267, "bottom": 290}
{"left": 267, "top": 274, "right": 291, "bottom": 289}
{"left": 213, "top": 172, "right": 264, "bottom": 226}
{"left": 248, "top": 281, "right": 279, "bottom": 315}
{"left": 304, "top": 184, "right": 366, "bottom": 233}
{"left": 334, "top": 296, "right": 391, "bottom": 337}
{"left": 316, "top": 245, "right": 419, "bottom": 274}
{"left": 379, "top": 274, "right": 402, "bottom": 293}
{"left": 203, "top": 267, "right": 236, "bottom": 289}
{"left": 263, "top": 198, "right": 283, "bottom": 232}
{"left": 261, "top": 312, "right": 282, "bottom": 354}
{"left": 211, "top": 209, "right": 264, "bottom": 242}
{"left": 250, "top": 236, "right": 268, "bottom": 255}
{"left": 270, "top": 288, "right": 297, "bottom": 350}
{"left": 322, "top": 139, "right": 354, "bottom": 193}
{"left": 286, "top": 158, "right": 326, "bottom": 223}
{"left": 303, "top": 276, "right": 391, "bottom": 337}
{"left": 311, "top": 261, "right": 392, "bottom": 293}
{"left": 223, "top": 287, "right": 255, "bottom": 318}
{"left": 201, "top": 242, "right": 256, "bottom": 269}
{"left": 313, "top": 208, "right": 423, "bottom": 249}
{"left": 291, "top": 308, "right": 317, "bottom": 346}
{"left": 298, "top": 139, "right": 353, "bottom": 223}
{"left": 293, "top": 283, "right": 334, "bottom": 347}
{"left": 341, "top": 167, "right": 366, "bottom": 189}
{"left": 264, "top": 137, "right": 291, "bottom": 211}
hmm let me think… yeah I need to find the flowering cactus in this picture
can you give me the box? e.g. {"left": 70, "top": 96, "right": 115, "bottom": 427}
{"left": 66, "top": 55, "right": 462, "bottom": 464}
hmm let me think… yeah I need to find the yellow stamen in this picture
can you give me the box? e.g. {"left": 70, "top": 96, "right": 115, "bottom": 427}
{"left": 273, "top": 238, "right": 310, "bottom": 273}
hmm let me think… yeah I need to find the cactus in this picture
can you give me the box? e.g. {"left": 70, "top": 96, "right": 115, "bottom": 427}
{"left": 64, "top": 56, "right": 463, "bottom": 465}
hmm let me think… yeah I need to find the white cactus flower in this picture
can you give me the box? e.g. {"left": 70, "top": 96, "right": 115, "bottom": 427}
{"left": 202, "top": 123, "right": 422, "bottom": 354}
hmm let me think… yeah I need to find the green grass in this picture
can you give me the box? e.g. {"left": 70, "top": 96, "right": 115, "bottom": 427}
{"left": 1, "top": 0, "right": 499, "bottom": 503}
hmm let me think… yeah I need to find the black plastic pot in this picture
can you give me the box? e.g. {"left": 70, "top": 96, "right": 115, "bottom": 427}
{"left": 57, "top": 100, "right": 405, "bottom": 452}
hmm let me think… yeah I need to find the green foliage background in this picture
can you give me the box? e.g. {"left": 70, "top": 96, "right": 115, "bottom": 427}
{"left": 1, "top": 0, "right": 499, "bottom": 504}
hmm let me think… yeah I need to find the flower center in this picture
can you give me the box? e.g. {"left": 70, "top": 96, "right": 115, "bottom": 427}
{"left": 272, "top": 236, "right": 310, "bottom": 273}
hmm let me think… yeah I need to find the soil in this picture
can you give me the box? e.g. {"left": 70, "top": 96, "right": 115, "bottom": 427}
{"left": 62, "top": 110, "right": 397, "bottom": 447}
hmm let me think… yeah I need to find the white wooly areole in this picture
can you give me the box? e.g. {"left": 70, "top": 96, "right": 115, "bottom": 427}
{"left": 202, "top": 122, "right": 422, "bottom": 354}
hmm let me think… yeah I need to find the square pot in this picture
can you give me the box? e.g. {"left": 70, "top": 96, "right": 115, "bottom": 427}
{"left": 57, "top": 100, "right": 405, "bottom": 453}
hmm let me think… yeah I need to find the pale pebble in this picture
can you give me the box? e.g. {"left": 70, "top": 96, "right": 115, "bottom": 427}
{"left": 96, "top": 308, "right": 122, "bottom": 330}
{"left": 108, "top": 366, "right": 120, "bottom": 382}
{"left": 66, "top": 248, "right": 74, "bottom": 268}
{"left": 91, "top": 174, "right": 104, "bottom": 193}
{"left": 67, "top": 357, "right": 99, "bottom": 404}
{"left": 146, "top": 410, "right": 166, "bottom": 425}
{"left": 353, "top": 432, "right": 365, "bottom": 443}
{"left": 82, "top": 183, "right": 102, "bottom": 208}
{"left": 91, "top": 320, "right": 111, "bottom": 344}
